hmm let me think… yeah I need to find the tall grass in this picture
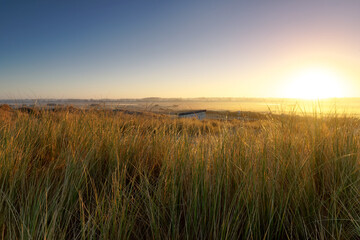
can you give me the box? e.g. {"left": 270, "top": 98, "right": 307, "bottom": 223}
{"left": 1, "top": 110, "right": 360, "bottom": 239}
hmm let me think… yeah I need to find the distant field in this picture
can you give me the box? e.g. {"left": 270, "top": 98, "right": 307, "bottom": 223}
{"left": 1, "top": 106, "right": 360, "bottom": 239}
{"left": 3, "top": 98, "right": 360, "bottom": 115}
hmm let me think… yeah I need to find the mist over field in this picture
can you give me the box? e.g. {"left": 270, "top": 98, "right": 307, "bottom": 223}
{"left": 2, "top": 97, "right": 360, "bottom": 114}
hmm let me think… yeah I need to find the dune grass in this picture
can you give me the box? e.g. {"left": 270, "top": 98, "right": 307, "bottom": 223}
{"left": 1, "top": 109, "right": 360, "bottom": 239}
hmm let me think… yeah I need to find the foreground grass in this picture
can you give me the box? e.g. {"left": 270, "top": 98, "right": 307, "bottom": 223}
{"left": 1, "top": 110, "right": 360, "bottom": 239}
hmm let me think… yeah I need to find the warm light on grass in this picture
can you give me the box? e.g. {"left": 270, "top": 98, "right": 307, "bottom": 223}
{"left": 284, "top": 67, "right": 346, "bottom": 99}
{"left": 1, "top": 109, "right": 360, "bottom": 239}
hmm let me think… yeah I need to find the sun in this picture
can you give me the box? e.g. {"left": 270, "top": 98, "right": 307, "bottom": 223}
{"left": 284, "top": 67, "right": 345, "bottom": 99}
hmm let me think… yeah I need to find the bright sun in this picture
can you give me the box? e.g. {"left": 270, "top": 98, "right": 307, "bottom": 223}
{"left": 284, "top": 67, "right": 345, "bottom": 99}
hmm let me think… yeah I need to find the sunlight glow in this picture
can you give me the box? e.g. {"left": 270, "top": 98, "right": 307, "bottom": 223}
{"left": 284, "top": 67, "right": 346, "bottom": 99}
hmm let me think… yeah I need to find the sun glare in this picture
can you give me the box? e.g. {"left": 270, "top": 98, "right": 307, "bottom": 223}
{"left": 284, "top": 67, "right": 346, "bottom": 99}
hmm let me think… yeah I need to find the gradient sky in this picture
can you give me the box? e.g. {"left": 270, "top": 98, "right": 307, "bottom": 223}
{"left": 1, "top": 1, "right": 360, "bottom": 99}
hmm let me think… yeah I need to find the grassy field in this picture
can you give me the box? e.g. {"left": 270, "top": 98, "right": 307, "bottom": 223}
{"left": 1, "top": 106, "right": 360, "bottom": 239}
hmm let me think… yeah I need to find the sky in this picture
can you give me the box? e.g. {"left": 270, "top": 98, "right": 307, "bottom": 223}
{"left": 1, "top": 0, "right": 360, "bottom": 99}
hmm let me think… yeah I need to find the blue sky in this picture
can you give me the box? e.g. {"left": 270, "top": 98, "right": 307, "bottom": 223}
{"left": 1, "top": 1, "right": 360, "bottom": 99}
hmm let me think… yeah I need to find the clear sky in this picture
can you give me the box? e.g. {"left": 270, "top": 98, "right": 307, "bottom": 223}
{"left": 1, "top": 1, "right": 360, "bottom": 99}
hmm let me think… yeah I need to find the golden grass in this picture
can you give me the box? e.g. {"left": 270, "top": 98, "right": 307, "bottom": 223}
{"left": 0, "top": 109, "right": 360, "bottom": 239}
